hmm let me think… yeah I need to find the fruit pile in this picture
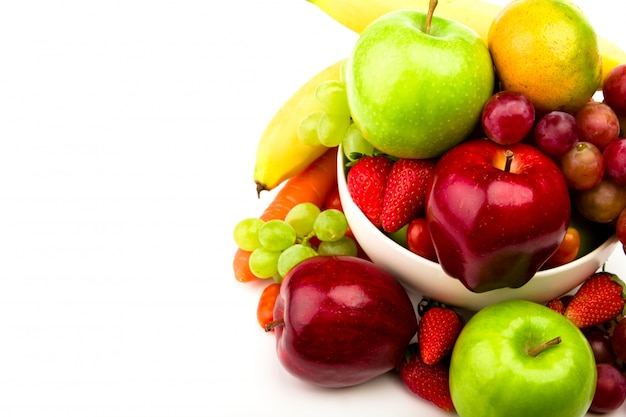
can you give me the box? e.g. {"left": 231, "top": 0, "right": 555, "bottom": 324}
{"left": 335, "top": 0, "right": 626, "bottom": 293}
{"left": 231, "top": 0, "right": 626, "bottom": 415}
{"left": 546, "top": 272, "right": 626, "bottom": 413}
{"left": 398, "top": 273, "right": 626, "bottom": 415}
{"left": 345, "top": 86, "right": 626, "bottom": 291}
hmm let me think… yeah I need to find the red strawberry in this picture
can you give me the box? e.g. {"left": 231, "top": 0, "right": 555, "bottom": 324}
{"left": 398, "top": 343, "right": 455, "bottom": 412}
{"left": 346, "top": 155, "right": 393, "bottom": 228}
{"left": 418, "top": 306, "right": 464, "bottom": 365}
{"left": 564, "top": 271, "right": 626, "bottom": 328}
{"left": 380, "top": 158, "right": 436, "bottom": 233}
{"left": 546, "top": 297, "right": 565, "bottom": 315}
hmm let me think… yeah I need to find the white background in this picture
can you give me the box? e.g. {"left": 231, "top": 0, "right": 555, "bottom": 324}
{"left": 0, "top": 0, "right": 624, "bottom": 416}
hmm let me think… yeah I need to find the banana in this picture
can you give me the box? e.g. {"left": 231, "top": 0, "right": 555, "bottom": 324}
{"left": 598, "top": 36, "right": 626, "bottom": 84}
{"left": 307, "top": 0, "right": 626, "bottom": 85}
{"left": 307, "top": 0, "right": 498, "bottom": 41}
{"left": 254, "top": 59, "right": 344, "bottom": 195}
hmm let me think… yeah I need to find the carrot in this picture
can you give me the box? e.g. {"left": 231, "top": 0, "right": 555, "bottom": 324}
{"left": 232, "top": 146, "right": 338, "bottom": 282}
{"left": 260, "top": 146, "right": 338, "bottom": 221}
{"left": 257, "top": 282, "right": 281, "bottom": 330}
{"left": 233, "top": 248, "right": 258, "bottom": 283}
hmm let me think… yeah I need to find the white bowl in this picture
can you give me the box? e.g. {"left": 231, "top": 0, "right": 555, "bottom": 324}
{"left": 337, "top": 147, "right": 619, "bottom": 311}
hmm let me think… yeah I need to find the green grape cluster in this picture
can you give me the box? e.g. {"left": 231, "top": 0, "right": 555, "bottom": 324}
{"left": 233, "top": 203, "right": 357, "bottom": 282}
{"left": 297, "top": 78, "right": 374, "bottom": 162}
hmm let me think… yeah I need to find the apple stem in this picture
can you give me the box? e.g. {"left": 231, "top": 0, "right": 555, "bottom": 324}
{"left": 264, "top": 318, "right": 285, "bottom": 332}
{"left": 527, "top": 336, "right": 562, "bottom": 357}
{"left": 425, "top": 0, "right": 438, "bottom": 35}
{"left": 504, "top": 150, "right": 514, "bottom": 172}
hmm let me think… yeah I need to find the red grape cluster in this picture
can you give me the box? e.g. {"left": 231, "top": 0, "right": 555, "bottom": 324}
{"left": 586, "top": 316, "right": 626, "bottom": 412}
{"left": 481, "top": 63, "right": 626, "bottom": 254}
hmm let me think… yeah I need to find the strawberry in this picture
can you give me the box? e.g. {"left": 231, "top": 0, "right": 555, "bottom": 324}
{"left": 546, "top": 297, "right": 566, "bottom": 315}
{"left": 564, "top": 271, "right": 626, "bottom": 329}
{"left": 546, "top": 294, "right": 574, "bottom": 315}
{"left": 418, "top": 306, "right": 464, "bottom": 365}
{"left": 380, "top": 158, "right": 436, "bottom": 233}
{"left": 398, "top": 343, "right": 455, "bottom": 412}
{"left": 346, "top": 155, "right": 393, "bottom": 228}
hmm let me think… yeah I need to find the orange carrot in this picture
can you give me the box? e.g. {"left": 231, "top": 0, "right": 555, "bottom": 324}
{"left": 232, "top": 146, "right": 339, "bottom": 283}
{"left": 233, "top": 248, "right": 258, "bottom": 283}
{"left": 257, "top": 282, "right": 281, "bottom": 330}
{"left": 260, "top": 146, "right": 338, "bottom": 221}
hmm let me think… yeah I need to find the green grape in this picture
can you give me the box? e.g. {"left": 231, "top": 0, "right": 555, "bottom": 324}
{"left": 318, "top": 112, "right": 350, "bottom": 147}
{"left": 298, "top": 111, "right": 324, "bottom": 146}
{"left": 342, "top": 123, "right": 374, "bottom": 161}
{"left": 386, "top": 223, "right": 409, "bottom": 249}
{"left": 284, "top": 202, "right": 321, "bottom": 237}
{"left": 258, "top": 219, "right": 297, "bottom": 251}
{"left": 277, "top": 244, "right": 318, "bottom": 279}
{"left": 249, "top": 247, "right": 281, "bottom": 279}
{"left": 313, "top": 208, "right": 348, "bottom": 242}
{"left": 314, "top": 80, "right": 350, "bottom": 116}
{"left": 317, "top": 236, "right": 358, "bottom": 256}
{"left": 232, "top": 217, "right": 264, "bottom": 251}
{"left": 340, "top": 60, "right": 347, "bottom": 83}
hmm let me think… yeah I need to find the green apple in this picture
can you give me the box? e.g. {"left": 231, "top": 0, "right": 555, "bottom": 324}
{"left": 449, "top": 300, "right": 597, "bottom": 417}
{"left": 344, "top": 4, "right": 494, "bottom": 159}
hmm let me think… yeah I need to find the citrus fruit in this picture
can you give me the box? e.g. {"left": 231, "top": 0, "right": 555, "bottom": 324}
{"left": 488, "top": 0, "right": 602, "bottom": 115}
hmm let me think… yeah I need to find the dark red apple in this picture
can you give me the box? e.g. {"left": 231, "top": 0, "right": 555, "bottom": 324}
{"left": 426, "top": 138, "right": 570, "bottom": 293}
{"left": 267, "top": 255, "right": 417, "bottom": 388}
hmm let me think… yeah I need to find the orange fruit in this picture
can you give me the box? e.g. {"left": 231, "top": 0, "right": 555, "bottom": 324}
{"left": 488, "top": 0, "right": 602, "bottom": 115}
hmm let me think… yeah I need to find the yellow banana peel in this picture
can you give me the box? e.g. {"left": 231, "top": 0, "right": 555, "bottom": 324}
{"left": 307, "top": 0, "right": 626, "bottom": 85}
{"left": 598, "top": 36, "right": 626, "bottom": 84}
{"left": 307, "top": 0, "right": 498, "bottom": 41}
{"left": 254, "top": 59, "right": 344, "bottom": 195}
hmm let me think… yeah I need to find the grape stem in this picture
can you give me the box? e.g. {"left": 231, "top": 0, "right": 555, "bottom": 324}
{"left": 527, "top": 336, "right": 562, "bottom": 357}
{"left": 504, "top": 150, "right": 514, "bottom": 172}
{"left": 299, "top": 231, "right": 316, "bottom": 247}
{"left": 425, "top": 0, "right": 438, "bottom": 35}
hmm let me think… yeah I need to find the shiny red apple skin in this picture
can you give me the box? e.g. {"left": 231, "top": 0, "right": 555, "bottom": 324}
{"left": 426, "top": 138, "right": 570, "bottom": 293}
{"left": 271, "top": 255, "right": 418, "bottom": 388}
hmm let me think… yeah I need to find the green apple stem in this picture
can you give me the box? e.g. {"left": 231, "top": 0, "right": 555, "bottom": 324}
{"left": 425, "top": 0, "right": 439, "bottom": 34}
{"left": 527, "top": 336, "right": 562, "bottom": 357}
{"left": 504, "top": 150, "right": 514, "bottom": 172}
{"left": 264, "top": 318, "right": 285, "bottom": 333}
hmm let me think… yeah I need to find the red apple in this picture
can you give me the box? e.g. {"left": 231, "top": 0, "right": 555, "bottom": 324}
{"left": 426, "top": 138, "right": 570, "bottom": 292}
{"left": 267, "top": 255, "right": 417, "bottom": 388}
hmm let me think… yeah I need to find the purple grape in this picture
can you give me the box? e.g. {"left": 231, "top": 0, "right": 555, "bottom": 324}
{"left": 481, "top": 91, "right": 535, "bottom": 145}
{"left": 574, "top": 101, "right": 620, "bottom": 151}
{"left": 560, "top": 141, "right": 604, "bottom": 191}
{"left": 603, "top": 137, "right": 626, "bottom": 185}
{"left": 585, "top": 330, "right": 616, "bottom": 364}
{"left": 589, "top": 363, "right": 626, "bottom": 413}
{"left": 612, "top": 318, "right": 626, "bottom": 362}
{"left": 603, "top": 63, "right": 626, "bottom": 116}
{"left": 534, "top": 111, "right": 580, "bottom": 157}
